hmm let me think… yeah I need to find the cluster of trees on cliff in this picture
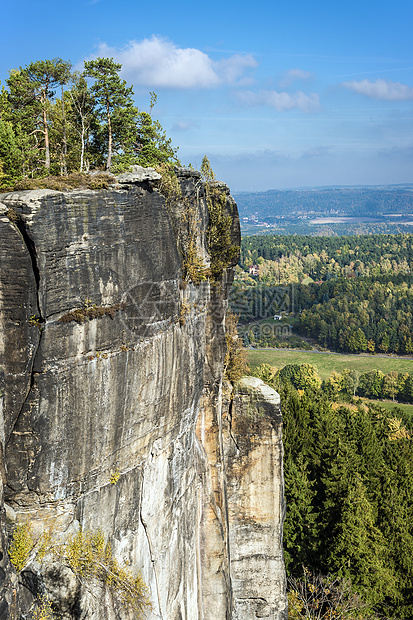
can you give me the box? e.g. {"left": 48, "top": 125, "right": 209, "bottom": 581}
{"left": 0, "top": 57, "right": 179, "bottom": 189}
{"left": 253, "top": 362, "right": 413, "bottom": 619}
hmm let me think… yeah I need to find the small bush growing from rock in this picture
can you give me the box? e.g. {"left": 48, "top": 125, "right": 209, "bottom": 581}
{"left": 8, "top": 522, "right": 35, "bottom": 572}
{"left": 8, "top": 523, "right": 151, "bottom": 618}
{"left": 224, "top": 312, "right": 249, "bottom": 382}
{"left": 58, "top": 301, "right": 126, "bottom": 324}
{"left": 55, "top": 529, "right": 151, "bottom": 616}
{"left": 109, "top": 469, "right": 120, "bottom": 484}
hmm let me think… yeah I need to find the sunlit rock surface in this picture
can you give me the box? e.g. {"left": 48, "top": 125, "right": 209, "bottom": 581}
{"left": 0, "top": 169, "right": 286, "bottom": 619}
{"left": 225, "top": 377, "right": 287, "bottom": 619}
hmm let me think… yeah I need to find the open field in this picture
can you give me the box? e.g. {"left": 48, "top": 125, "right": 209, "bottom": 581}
{"left": 358, "top": 398, "right": 413, "bottom": 417}
{"left": 247, "top": 349, "right": 413, "bottom": 416}
{"left": 247, "top": 348, "right": 413, "bottom": 380}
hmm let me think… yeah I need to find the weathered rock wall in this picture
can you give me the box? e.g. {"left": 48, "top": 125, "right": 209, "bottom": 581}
{"left": 0, "top": 168, "right": 286, "bottom": 619}
{"left": 224, "top": 378, "right": 286, "bottom": 619}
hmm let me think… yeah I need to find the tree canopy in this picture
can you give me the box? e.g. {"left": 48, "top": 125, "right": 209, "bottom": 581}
{"left": 252, "top": 362, "right": 413, "bottom": 618}
{"left": 232, "top": 233, "right": 413, "bottom": 354}
{"left": 0, "top": 56, "right": 179, "bottom": 188}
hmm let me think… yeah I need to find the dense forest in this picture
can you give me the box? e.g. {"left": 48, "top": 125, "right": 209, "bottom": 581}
{"left": 252, "top": 362, "right": 413, "bottom": 619}
{"left": 240, "top": 233, "right": 413, "bottom": 279}
{"left": 232, "top": 233, "right": 413, "bottom": 354}
{"left": 0, "top": 57, "right": 179, "bottom": 190}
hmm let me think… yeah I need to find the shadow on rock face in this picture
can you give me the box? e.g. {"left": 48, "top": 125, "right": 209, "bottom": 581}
{"left": 42, "top": 563, "right": 81, "bottom": 618}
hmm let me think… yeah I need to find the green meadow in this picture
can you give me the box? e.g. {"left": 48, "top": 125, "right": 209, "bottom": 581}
{"left": 247, "top": 348, "right": 413, "bottom": 415}
{"left": 247, "top": 348, "right": 413, "bottom": 381}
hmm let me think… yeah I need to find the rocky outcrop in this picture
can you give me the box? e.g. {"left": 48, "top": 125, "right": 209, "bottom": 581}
{"left": 0, "top": 167, "right": 286, "bottom": 619}
{"left": 225, "top": 378, "right": 286, "bottom": 619}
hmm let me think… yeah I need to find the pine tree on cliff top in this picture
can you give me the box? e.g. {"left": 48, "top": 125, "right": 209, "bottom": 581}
{"left": 83, "top": 57, "right": 138, "bottom": 171}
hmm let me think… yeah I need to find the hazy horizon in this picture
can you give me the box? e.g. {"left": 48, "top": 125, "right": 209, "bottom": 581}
{"left": 232, "top": 181, "right": 413, "bottom": 194}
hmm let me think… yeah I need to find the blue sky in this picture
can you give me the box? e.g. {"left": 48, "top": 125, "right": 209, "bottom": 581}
{"left": 1, "top": 0, "right": 412, "bottom": 191}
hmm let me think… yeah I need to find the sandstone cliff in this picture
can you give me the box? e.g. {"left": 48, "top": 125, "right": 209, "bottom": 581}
{"left": 0, "top": 168, "right": 287, "bottom": 619}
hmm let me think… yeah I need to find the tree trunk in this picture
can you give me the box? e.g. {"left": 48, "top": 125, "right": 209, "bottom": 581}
{"left": 61, "top": 84, "right": 67, "bottom": 176}
{"left": 42, "top": 94, "right": 50, "bottom": 171}
{"left": 80, "top": 118, "right": 85, "bottom": 173}
{"left": 106, "top": 100, "right": 112, "bottom": 171}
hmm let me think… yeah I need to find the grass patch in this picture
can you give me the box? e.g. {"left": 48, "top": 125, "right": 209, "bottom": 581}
{"left": 59, "top": 301, "right": 126, "bottom": 324}
{"left": 10, "top": 172, "right": 116, "bottom": 192}
{"left": 247, "top": 349, "right": 413, "bottom": 380}
{"left": 359, "top": 397, "right": 413, "bottom": 417}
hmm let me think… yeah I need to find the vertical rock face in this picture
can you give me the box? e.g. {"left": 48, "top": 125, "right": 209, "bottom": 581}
{"left": 224, "top": 378, "right": 287, "bottom": 619}
{"left": 0, "top": 168, "right": 286, "bottom": 619}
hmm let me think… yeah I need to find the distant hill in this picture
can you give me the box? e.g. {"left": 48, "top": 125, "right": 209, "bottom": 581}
{"left": 233, "top": 184, "right": 413, "bottom": 236}
{"left": 233, "top": 184, "right": 413, "bottom": 218}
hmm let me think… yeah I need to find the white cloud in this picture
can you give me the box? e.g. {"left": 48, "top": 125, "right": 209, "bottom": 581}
{"left": 279, "top": 68, "right": 314, "bottom": 88}
{"left": 91, "top": 37, "right": 257, "bottom": 89}
{"left": 172, "top": 120, "right": 197, "bottom": 131}
{"left": 215, "top": 54, "right": 257, "bottom": 83}
{"left": 237, "top": 89, "right": 321, "bottom": 113}
{"left": 342, "top": 79, "right": 413, "bottom": 101}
